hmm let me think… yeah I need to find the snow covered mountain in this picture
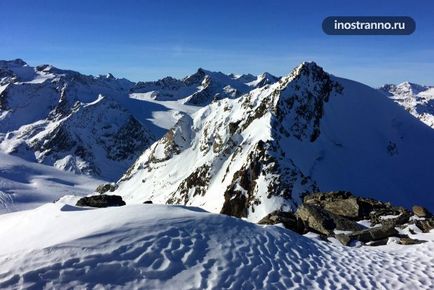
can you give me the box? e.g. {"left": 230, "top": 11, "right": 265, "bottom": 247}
{"left": 114, "top": 62, "right": 434, "bottom": 220}
{"left": 0, "top": 59, "right": 158, "bottom": 180}
{"left": 379, "top": 82, "right": 434, "bottom": 128}
{"left": 0, "top": 59, "right": 276, "bottom": 180}
{"left": 131, "top": 68, "right": 278, "bottom": 105}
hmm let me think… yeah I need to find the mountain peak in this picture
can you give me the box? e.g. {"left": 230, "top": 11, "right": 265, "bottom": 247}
{"left": 291, "top": 61, "right": 324, "bottom": 77}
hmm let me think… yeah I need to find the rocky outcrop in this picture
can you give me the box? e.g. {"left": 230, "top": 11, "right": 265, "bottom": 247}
{"left": 303, "top": 191, "right": 411, "bottom": 223}
{"left": 295, "top": 204, "right": 365, "bottom": 236}
{"left": 260, "top": 191, "right": 433, "bottom": 247}
{"left": 415, "top": 218, "right": 434, "bottom": 233}
{"left": 257, "top": 210, "right": 305, "bottom": 234}
{"left": 412, "top": 205, "right": 432, "bottom": 218}
{"left": 76, "top": 194, "right": 126, "bottom": 208}
{"left": 95, "top": 183, "right": 118, "bottom": 194}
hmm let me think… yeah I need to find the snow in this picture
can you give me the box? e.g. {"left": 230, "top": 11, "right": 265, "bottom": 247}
{"left": 115, "top": 63, "right": 434, "bottom": 220}
{"left": 0, "top": 202, "right": 432, "bottom": 289}
{"left": 0, "top": 152, "right": 103, "bottom": 213}
{"left": 380, "top": 82, "right": 434, "bottom": 128}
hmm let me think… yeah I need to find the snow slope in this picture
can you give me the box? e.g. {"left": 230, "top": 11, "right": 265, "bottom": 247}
{"left": 1, "top": 59, "right": 273, "bottom": 180}
{"left": 0, "top": 152, "right": 103, "bottom": 213}
{"left": 0, "top": 202, "right": 432, "bottom": 289}
{"left": 114, "top": 62, "right": 434, "bottom": 221}
{"left": 380, "top": 82, "right": 434, "bottom": 128}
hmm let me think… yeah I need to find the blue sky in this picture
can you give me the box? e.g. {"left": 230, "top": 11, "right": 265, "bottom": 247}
{"left": 1, "top": 0, "right": 433, "bottom": 86}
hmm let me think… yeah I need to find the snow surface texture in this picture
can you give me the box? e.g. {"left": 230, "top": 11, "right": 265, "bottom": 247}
{"left": 0, "top": 152, "right": 102, "bottom": 213}
{"left": 0, "top": 203, "right": 432, "bottom": 289}
{"left": 115, "top": 62, "right": 434, "bottom": 220}
{"left": 379, "top": 82, "right": 434, "bottom": 128}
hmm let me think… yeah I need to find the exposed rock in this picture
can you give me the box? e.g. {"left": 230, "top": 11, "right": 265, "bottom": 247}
{"left": 415, "top": 218, "right": 434, "bottom": 233}
{"left": 412, "top": 205, "right": 432, "bottom": 218}
{"left": 335, "top": 234, "right": 352, "bottom": 246}
{"left": 143, "top": 200, "right": 153, "bottom": 204}
{"left": 399, "top": 237, "right": 427, "bottom": 245}
{"left": 295, "top": 204, "right": 365, "bottom": 236}
{"left": 379, "top": 212, "right": 411, "bottom": 228}
{"left": 366, "top": 238, "right": 389, "bottom": 246}
{"left": 368, "top": 206, "right": 409, "bottom": 226}
{"left": 303, "top": 191, "right": 360, "bottom": 218}
{"left": 258, "top": 210, "right": 305, "bottom": 234}
{"left": 349, "top": 225, "right": 399, "bottom": 243}
{"left": 95, "top": 183, "right": 118, "bottom": 194}
{"left": 76, "top": 194, "right": 126, "bottom": 208}
{"left": 303, "top": 191, "right": 411, "bottom": 223}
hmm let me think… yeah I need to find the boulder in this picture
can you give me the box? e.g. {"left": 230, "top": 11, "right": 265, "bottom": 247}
{"left": 399, "top": 237, "right": 427, "bottom": 245}
{"left": 258, "top": 210, "right": 305, "bottom": 234}
{"left": 303, "top": 191, "right": 360, "bottom": 219}
{"left": 95, "top": 183, "right": 118, "bottom": 194}
{"left": 379, "top": 212, "right": 411, "bottom": 228}
{"left": 295, "top": 204, "right": 365, "bottom": 236}
{"left": 415, "top": 218, "right": 434, "bottom": 233}
{"left": 76, "top": 194, "right": 125, "bottom": 208}
{"left": 368, "top": 206, "right": 409, "bottom": 226}
{"left": 302, "top": 191, "right": 409, "bottom": 221}
{"left": 143, "top": 200, "right": 153, "bottom": 204}
{"left": 349, "top": 225, "right": 398, "bottom": 243}
{"left": 412, "top": 205, "right": 432, "bottom": 218}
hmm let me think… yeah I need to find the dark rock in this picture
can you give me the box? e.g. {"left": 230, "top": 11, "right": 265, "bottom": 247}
{"left": 143, "top": 200, "right": 153, "bottom": 204}
{"left": 379, "top": 212, "right": 411, "bottom": 228}
{"left": 412, "top": 205, "right": 432, "bottom": 218}
{"left": 95, "top": 183, "right": 118, "bottom": 194}
{"left": 258, "top": 210, "right": 305, "bottom": 234}
{"left": 76, "top": 194, "right": 125, "bottom": 208}
{"left": 303, "top": 191, "right": 360, "bottom": 219}
{"left": 415, "top": 218, "right": 434, "bottom": 233}
{"left": 367, "top": 238, "right": 389, "bottom": 246}
{"left": 335, "top": 233, "right": 352, "bottom": 246}
{"left": 399, "top": 237, "right": 427, "bottom": 245}
{"left": 295, "top": 204, "right": 365, "bottom": 236}
{"left": 349, "top": 225, "right": 398, "bottom": 243}
{"left": 302, "top": 191, "right": 410, "bottom": 222}
{"left": 368, "top": 206, "right": 409, "bottom": 226}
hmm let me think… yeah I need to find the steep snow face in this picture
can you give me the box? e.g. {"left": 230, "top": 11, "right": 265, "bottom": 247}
{"left": 0, "top": 60, "right": 157, "bottom": 180}
{"left": 0, "top": 202, "right": 432, "bottom": 289}
{"left": 379, "top": 82, "right": 434, "bottom": 128}
{"left": 115, "top": 62, "right": 434, "bottom": 220}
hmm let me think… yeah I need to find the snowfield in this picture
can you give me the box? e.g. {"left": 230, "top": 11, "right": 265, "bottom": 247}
{"left": 0, "top": 202, "right": 432, "bottom": 289}
{"left": 0, "top": 152, "right": 103, "bottom": 213}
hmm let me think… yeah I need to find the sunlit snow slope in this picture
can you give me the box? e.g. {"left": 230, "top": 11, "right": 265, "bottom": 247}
{"left": 0, "top": 152, "right": 102, "bottom": 213}
{"left": 0, "top": 203, "right": 432, "bottom": 289}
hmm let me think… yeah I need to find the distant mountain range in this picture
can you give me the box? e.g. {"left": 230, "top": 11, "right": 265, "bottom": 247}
{"left": 1, "top": 59, "right": 434, "bottom": 217}
{"left": 0, "top": 59, "right": 277, "bottom": 180}
{"left": 379, "top": 81, "right": 434, "bottom": 128}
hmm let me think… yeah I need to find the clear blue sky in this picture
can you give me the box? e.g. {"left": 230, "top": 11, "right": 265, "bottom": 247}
{"left": 1, "top": 0, "right": 433, "bottom": 86}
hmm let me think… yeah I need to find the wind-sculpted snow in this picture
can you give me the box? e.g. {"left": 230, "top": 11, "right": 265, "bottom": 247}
{"left": 0, "top": 203, "right": 432, "bottom": 289}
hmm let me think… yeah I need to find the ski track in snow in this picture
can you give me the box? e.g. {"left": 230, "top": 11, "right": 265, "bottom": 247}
{"left": 0, "top": 204, "right": 432, "bottom": 289}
